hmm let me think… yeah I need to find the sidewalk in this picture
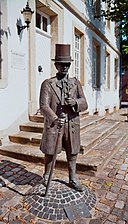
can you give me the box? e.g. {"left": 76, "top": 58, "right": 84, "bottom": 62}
{"left": 0, "top": 145, "right": 128, "bottom": 223}
{"left": 106, "top": 108, "right": 128, "bottom": 122}
{"left": 0, "top": 109, "right": 128, "bottom": 223}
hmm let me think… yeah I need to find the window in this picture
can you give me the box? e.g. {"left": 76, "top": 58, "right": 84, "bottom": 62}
{"left": 105, "top": 51, "right": 110, "bottom": 89}
{"left": 114, "top": 58, "right": 118, "bottom": 89}
{"left": 91, "top": 0, "right": 101, "bottom": 18}
{"left": 36, "top": 11, "right": 49, "bottom": 33}
{"left": 74, "top": 33, "right": 80, "bottom": 80}
{"left": 43, "top": 16, "right": 47, "bottom": 32}
{"left": 74, "top": 28, "right": 84, "bottom": 85}
{"left": 36, "top": 13, "right": 41, "bottom": 29}
{"left": 92, "top": 39, "right": 101, "bottom": 89}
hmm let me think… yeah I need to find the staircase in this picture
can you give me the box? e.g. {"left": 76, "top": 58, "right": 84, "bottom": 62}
{"left": 0, "top": 111, "right": 128, "bottom": 175}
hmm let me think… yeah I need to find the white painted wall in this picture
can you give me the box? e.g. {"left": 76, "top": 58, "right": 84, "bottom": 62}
{"left": 57, "top": 0, "right": 120, "bottom": 115}
{"left": 0, "top": 0, "right": 29, "bottom": 134}
{"left": 0, "top": 0, "right": 120, "bottom": 138}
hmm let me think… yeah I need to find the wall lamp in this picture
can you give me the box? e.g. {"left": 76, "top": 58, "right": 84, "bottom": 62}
{"left": 17, "top": 1, "right": 34, "bottom": 35}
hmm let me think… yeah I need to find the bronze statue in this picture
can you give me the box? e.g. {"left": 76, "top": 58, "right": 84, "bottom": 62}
{"left": 39, "top": 44, "right": 88, "bottom": 192}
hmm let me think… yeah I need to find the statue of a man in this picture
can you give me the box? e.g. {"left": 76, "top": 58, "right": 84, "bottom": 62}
{"left": 39, "top": 44, "right": 88, "bottom": 192}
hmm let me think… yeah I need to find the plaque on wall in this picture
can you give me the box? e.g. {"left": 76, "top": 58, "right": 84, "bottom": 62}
{"left": 11, "top": 50, "right": 25, "bottom": 70}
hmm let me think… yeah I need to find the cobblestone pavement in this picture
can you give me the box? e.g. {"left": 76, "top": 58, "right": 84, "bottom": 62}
{"left": 0, "top": 142, "right": 128, "bottom": 224}
{"left": 24, "top": 180, "right": 96, "bottom": 222}
{"left": 0, "top": 109, "right": 128, "bottom": 223}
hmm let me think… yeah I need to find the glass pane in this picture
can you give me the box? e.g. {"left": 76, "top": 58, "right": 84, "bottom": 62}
{"left": 43, "top": 16, "right": 47, "bottom": 32}
{"left": 74, "top": 33, "right": 80, "bottom": 79}
{"left": 75, "top": 34, "right": 80, "bottom": 50}
{"left": 92, "top": 45, "right": 97, "bottom": 86}
{"left": 36, "top": 12, "right": 41, "bottom": 29}
{"left": 115, "top": 58, "right": 118, "bottom": 72}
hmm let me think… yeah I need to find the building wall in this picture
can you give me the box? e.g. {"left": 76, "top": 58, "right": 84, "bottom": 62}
{"left": 0, "top": 0, "right": 120, "bottom": 139}
{"left": 56, "top": 0, "right": 120, "bottom": 115}
{"left": 0, "top": 0, "right": 29, "bottom": 136}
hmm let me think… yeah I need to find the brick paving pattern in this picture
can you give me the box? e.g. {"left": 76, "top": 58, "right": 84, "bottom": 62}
{"left": 0, "top": 109, "right": 128, "bottom": 223}
{"left": 0, "top": 145, "right": 128, "bottom": 223}
{"left": 24, "top": 180, "right": 96, "bottom": 221}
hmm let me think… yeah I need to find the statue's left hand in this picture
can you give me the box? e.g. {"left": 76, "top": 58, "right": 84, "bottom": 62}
{"left": 65, "top": 97, "right": 76, "bottom": 107}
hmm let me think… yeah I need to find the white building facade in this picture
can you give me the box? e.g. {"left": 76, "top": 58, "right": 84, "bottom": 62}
{"left": 0, "top": 0, "right": 120, "bottom": 139}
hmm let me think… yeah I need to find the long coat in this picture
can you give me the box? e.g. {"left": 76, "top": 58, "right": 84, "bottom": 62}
{"left": 39, "top": 76, "right": 88, "bottom": 155}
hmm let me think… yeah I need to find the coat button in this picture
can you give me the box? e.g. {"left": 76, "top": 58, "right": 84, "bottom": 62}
{"left": 72, "top": 130, "right": 74, "bottom": 133}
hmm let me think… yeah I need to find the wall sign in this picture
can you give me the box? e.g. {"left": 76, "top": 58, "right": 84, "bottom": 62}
{"left": 11, "top": 51, "right": 25, "bottom": 70}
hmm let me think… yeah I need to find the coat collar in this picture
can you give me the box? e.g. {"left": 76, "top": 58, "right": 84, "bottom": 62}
{"left": 56, "top": 76, "right": 75, "bottom": 89}
{"left": 48, "top": 78, "right": 61, "bottom": 102}
{"left": 56, "top": 79, "right": 63, "bottom": 89}
{"left": 48, "top": 76, "right": 76, "bottom": 102}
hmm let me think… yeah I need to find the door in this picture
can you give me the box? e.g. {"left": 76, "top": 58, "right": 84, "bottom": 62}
{"left": 35, "top": 11, "right": 51, "bottom": 109}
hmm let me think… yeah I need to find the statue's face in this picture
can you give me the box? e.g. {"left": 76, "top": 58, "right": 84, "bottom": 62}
{"left": 55, "top": 62, "right": 71, "bottom": 74}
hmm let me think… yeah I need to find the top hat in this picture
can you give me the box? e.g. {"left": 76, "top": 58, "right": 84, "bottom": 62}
{"left": 52, "top": 44, "right": 74, "bottom": 63}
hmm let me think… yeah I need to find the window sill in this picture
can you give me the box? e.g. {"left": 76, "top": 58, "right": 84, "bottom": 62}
{"left": 92, "top": 85, "right": 100, "bottom": 91}
{"left": 36, "top": 27, "right": 51, "bottom": 39}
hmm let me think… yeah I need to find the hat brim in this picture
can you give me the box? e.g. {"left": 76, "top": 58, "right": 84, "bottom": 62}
{"left": 51, "top": 59, "right": 74, "bottom": 62}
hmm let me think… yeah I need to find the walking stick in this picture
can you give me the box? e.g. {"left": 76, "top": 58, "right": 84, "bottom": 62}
{"left": 44, "top": 112, "right": 66, "bottom": 197}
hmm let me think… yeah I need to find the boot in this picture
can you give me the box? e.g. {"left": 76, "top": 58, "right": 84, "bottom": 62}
{"left": 67, "top": 154, "right": 85, "bottom": 192}
{"left": 42, "top": 154, "right": 53, "bottom": 187}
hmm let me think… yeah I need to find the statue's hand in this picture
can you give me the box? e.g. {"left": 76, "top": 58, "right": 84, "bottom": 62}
{"left": 53, "top": 117, "right": 65, "bottom": 127}
{"left": 65, "top": 97, "right": 76, "bottom": 107}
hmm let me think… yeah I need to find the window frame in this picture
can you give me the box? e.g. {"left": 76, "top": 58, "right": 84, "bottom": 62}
{"left": 90, "top": 0, "right": 101, "bottom": 19}
{"left": 114, "top": 57, "right": 118, "bottom": 90}
{"left": 74, "top": 33, "right": 80, "bottom": 80}
{"left": 92, "top": 38, "right": 101, "bottom": 89}
{"left": 74, "top": 28, "right": 84, "bottom": 86}
{"left": 36, "top": 10, "right": 50, "bottom": 35}
{"left": 105, "top": 50, "right": 110, "bottom": 89}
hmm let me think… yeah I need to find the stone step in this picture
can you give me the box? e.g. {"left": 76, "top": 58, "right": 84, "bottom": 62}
{"left": 20, "top": 122, "right": 44, "bottom": 133}
{"left": 79, "top": 110, "right": 89, "bottom": 118}
{"left": 29, "top": 111, "right": 89, "bottom": 123}
{"left": 9, "top": 132, "right": 42, "bottom": 145}
{"left": 0, "top": 123, "right": 127, "bottom": 174}
{"left": 29, "top": 114, "right": 44, "bottom": 123}
{"left": 9, "top": 119, "right": 120, "bottom": 156}
{"left": 80, "top": 115, "right": 105, "bottom": 134}
{"left": 9, "top": 115, "right": 104, "bottom": 145}
{"left": 80, "top": 120, "right": 120, "bottom": 153}
{"left": 9, "top": 115, "right": 105, "bottom": 146}
{"left": 20, "top": 116, "right": 105, "bottom": 134}
{"left": 0, "top": 144, "right": 45, "bottom": 164}
{"left": 77, "top": 123, "right": 128, "bottom": 172}
{"left": 56, "top": 123, "right": 128, "bottom": 172}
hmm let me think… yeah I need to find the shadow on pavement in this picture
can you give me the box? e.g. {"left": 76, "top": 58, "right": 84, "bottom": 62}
{"left": 0, "top": 160, "right": 42, "bottom": 187}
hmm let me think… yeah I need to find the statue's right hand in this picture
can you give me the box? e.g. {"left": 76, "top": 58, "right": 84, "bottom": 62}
{"left": 53, "top": 117, "right": 65, "bottom": 127}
